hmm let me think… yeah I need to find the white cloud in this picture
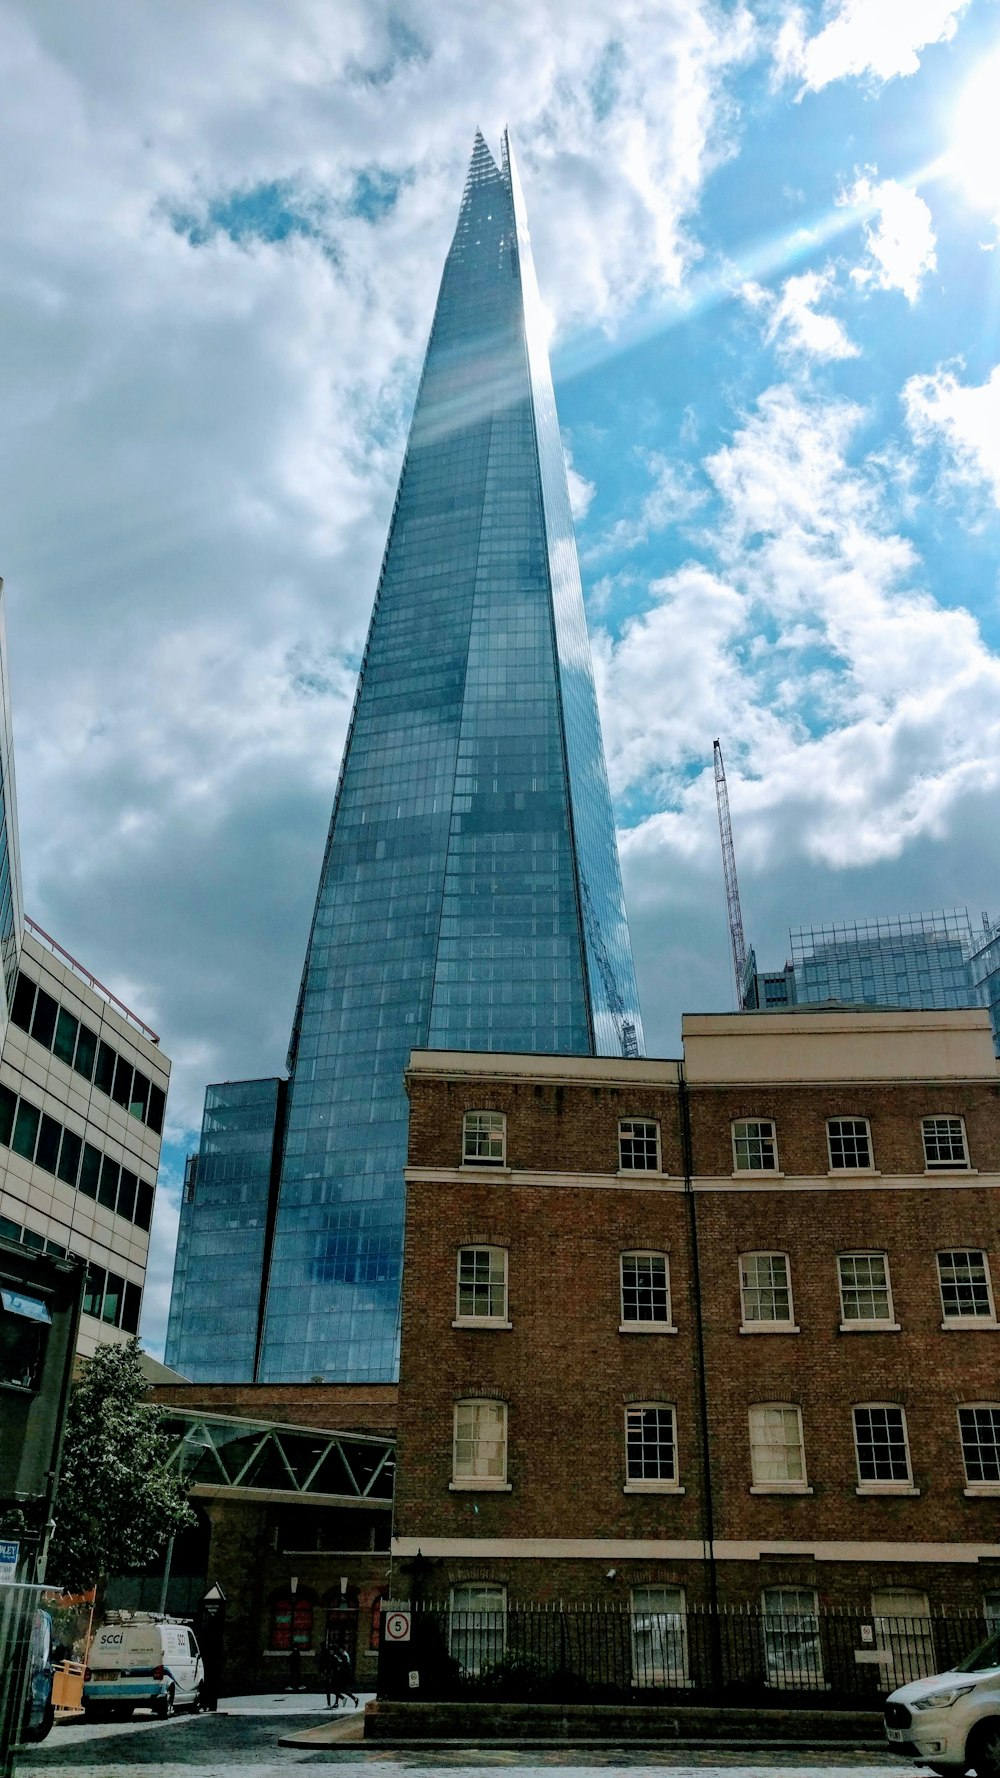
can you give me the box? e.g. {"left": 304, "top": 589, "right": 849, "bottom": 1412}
{"left": 904, "top": 362, "right": 1000, "bottom": 502}
{"left": 564, "top": 445, "right": 596, "bottom": 521}
{"left": 597, "top": 384, "right": 1000, "bottom": 888}
{"left": 753, "top": 266, "right": 859, "bottom": 361}
{"left": 845, "top": 175, "right": 937, "bottom": 303}
{"left": 586, "top": 450, "right": 706, "bottom": 558}
{"left": 775, "top": 0, "right": 969, "bottom": 93}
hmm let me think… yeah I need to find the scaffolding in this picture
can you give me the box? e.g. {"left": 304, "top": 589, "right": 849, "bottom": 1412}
{"left": 790, "top": 910, "right": 982, "bottom": 1013}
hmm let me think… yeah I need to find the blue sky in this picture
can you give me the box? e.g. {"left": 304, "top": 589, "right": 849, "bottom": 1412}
{"left": 1, "top": 0, "right": 1000, "bottom": 1354}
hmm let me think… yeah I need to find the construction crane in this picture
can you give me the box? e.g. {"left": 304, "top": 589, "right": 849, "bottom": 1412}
{"left": 713, "top": 739, "right": 751, "bottom": 1010}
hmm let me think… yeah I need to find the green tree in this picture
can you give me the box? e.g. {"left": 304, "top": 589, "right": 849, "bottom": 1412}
{"left": 47, "top": 1337, "right": 194, "bottom": 1593}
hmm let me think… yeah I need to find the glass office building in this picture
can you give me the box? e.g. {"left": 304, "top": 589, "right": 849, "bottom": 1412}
{"left": 790, "top": 911, "right": 980, "bottom": 1011}
{"left": 168, "top": 131, "right": 643, "bottom": 1383}
{"left": 164, "top": 1078, "right": 285, "bottom": 1380}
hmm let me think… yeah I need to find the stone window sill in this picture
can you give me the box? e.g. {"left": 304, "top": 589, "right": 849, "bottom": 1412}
{"left": 732, "top": 1170, "right": 784, "bottom": 1180}
{"left": 924, "top": 1168, "right": 976, "bottom": 1177}
{"left": 740, "top": 1323, "right": 800, "bottom": 1335}
{"left": 840, "top": 1322, "right": 901, "bottom": 1334}
{"left": 941, "top": 1319, "right": 997, "bottom": 1331}
{"left": 449, "top": 1478, "right": 511, "bottom": 1492}
{"left": 616, "top": 1169, "right": 669, "bottom": 1180}
{"left": 459, "top": 1163, "right": 510, "bottom": 1176}
{"left": 856, "top": 1483, "right": 920, "bottom": 1496}
{"left": 828, "top": 1168, "right": 880, "bottom": 1178}
{"left": 964, "top": 1485, "right": 1000, "bottom": 1496}
{"left": 452, "top": 1318, "right": 513, "bottom": 1331}
{"left": 623, "top": 1481, "right": 685, "bottom": 1495}
{"left": 619, "top": 1322, "right": 678, "bottom": 1335}
{"left": 749, "top": 1483, "right": 813, "bottom": 1495}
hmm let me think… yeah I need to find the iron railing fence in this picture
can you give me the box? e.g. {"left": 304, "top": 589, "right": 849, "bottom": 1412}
{"left": 377, "top": 1601, "right": 992, "bottom": 1706}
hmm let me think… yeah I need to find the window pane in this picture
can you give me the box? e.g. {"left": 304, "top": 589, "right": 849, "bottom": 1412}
{"left": 749, "top": 1405, "right": 804, "bottom": 1483}
{"left": 839, "top": 1254, "right": 891, "bottom": 1322}
{"left": 621, "top": 1253, "right": 670, "bottom": 1322}
{"left": 828, "top": 1119, "right": 872, "bottom": 1169}
{"left": 101, "top": 1272, "right": 123, "bottom": 1326}
{"left": 625, "top": 1405, "right": 676, "bottom": 1480}
{"left": 733, "top": 1121, "right": 778, "bottom": 1172}
{"left": 741, "top": 1254, "right": 791, "bottom": 1323}
{"left": 30, "top": 988, "right": 57, "bottom": 1051}
{"left": 631, "top": 1585, "right": 688, "bottom": 1687}
{"left": 94, "top": 1040, "right": 116, "bottom": 1095}
{"left": 35, "top": 1114, "right": 61, "bottom": 1175}
{"left": 130, "top": 1070, "right": 150, "bottom": 1121}
{"left": 56, "top": 1128, "right": 82, "bottom": 1188}
{"left": 121, "top": 1281, "right": 142, "bottom": 1335}
{"left": 854, "top": 1405, "right": 909, "bottom": 1481}
{"left": 98, "top": 1156, "right": 120, "bottom": 1212}
{"left": 10, "top": 972, "right": 35, "bottom": 1032}
{"left": 73, "top": 1023, "right": 97, "bottom": 1082}
{"left": 111, "top": 1055, "right": 133, "bottom": 1110}
{"left": 462, "top": 1111, "right": 505, "bottom": 1164}
{"left": 0, "top": 1083, "right": 16, "bottom": 1147}
{"left": 450, "top": 1584, "right": 505, "bottom": 1675}
{"left": 457, "top": 1247, "right": 506, "bottom": 1318}
{"left": 959, "top": 1406, "right": 1000, "bottom": 1484}
{"left": 762, "top": 1587, "right": 823, "bottom": 1688}
{"left": 134, "top": 1180, "right": 154, "bottom": 1231}
{"left": 78, "top": 1143, "right": 101, "bottom": 1199}
{"left": 938, "top": 1251, "right": 992, "bottom": 1320}
{"left": 147, "top": 1084, "right": 165, "bottom": 1134}
{"left": 923, "top": 1117, "right": 968, "bottom": 1169}
{"left": 619, "top": 1120, "right": 659, "bottom": 1170}
{"left": 53, "top": 1008, "right": 79, "bottom": 1067}
{"left": 117, "top": 1169, "right": 138, "bottom": 1224}
{"left": 454, "top": 1400, "right": 506, "bottom": 1478}
{"left": 12, "top": 1100, "right": 40, "bottom": 1162}
{"left": 82, "top": 1263, "right": 105, "bottom": 1318}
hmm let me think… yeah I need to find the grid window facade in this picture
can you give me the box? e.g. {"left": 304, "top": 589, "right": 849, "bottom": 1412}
{"left": 922, "top": 1116, "right": 970, "bottom": 1170}
{"left": 456, "top": 1247, "right": 507, "bottom": 1321}
{"left": 740, "top": 1254, "right": 793, "bottom": 1325}
{"left": 732, "top": 1120, "right": 778, "bottom": 1173}
{"left": 959, "top": 1406, "right": 1000, "bottom": 1486}
{"left": 462, "top": 1111, "right": 506, "bottom": 1167}
{"left": 620, "top": 1253, "right": 670, "bottom": 1326}
{"left": 938, "top": 1250, "right": 995, "bottom": 1322}
{"left": 453, "top": 1399, "right": 507, "bottom": 1485}
{"left": 838, "top": 1253, "right": 893, "bottom": 1324}
{"left": 827, "top": 1118, "right": 873, "bottom": 1170}
{"left": 748, "top": 1404, "right": 807, "bottom": 1487}
{"left": 618, "top": 1120, "right": 660, "bottom": 1172}
{"left": 625, "top": 1404, "right": 677, "bottom": 1484}
{"left": 853, "top": 1404, "right": 912, "bottom": 1484}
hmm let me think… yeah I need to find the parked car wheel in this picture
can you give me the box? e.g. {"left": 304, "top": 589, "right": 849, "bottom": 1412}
{"left": 20, "top": 1699, "right": 55, "bottom": 1744}
{"left": 969, "top": 1721, "right": 1000, "bottom": 1778}
{"left": 152, "top": 1685, "right": 175, "bottom": 1720}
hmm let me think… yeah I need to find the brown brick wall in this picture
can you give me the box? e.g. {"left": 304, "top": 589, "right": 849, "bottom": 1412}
{"left": 397, "top": 1064, "right": 1000, "bottom": 1609}
{"left": 148, "top": 1380, "right": 397, "bottom": 1433}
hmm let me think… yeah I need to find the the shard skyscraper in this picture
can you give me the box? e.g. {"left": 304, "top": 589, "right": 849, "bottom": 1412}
{"left": 166, "top": 131, "right": 643, "bottom": 1385}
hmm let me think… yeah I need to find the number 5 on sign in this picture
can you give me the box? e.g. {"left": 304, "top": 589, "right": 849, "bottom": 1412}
{"left": 385, "top": 1610, "right": 411, "bottom": 1642}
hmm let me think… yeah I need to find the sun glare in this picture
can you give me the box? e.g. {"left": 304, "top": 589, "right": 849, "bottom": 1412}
{"left": 949, "top": 50, "right": 1000, "bottom": 214}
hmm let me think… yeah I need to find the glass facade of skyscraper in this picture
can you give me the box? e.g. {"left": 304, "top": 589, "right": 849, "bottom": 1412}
{"left": 165, "top": 1078, "right": 284, "bottom": 1381}
{"left": 789, "top": 911, "right": 980, "bottom": 1011}
{"left": 167, "top": 132, "right": 643, "bottom": 1384}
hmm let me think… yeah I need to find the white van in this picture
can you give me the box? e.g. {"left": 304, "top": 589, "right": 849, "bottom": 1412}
{"left": 884, "top": 1628, "right": 1000, "bottom": 1776}
{"left": 83, "top": 1618, "right": 203, "bottom": 1719}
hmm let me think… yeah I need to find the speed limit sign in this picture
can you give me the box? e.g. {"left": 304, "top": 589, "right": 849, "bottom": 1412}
{"left": 385, "top": 1609, "right": 411, "bottom": 1642}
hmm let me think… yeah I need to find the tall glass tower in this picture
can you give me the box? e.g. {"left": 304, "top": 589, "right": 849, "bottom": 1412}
{"left": 168, "top": 131, "right": 643, "bottom": 1385}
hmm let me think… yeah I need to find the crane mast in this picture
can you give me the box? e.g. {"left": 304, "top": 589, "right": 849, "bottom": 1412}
{"left": 713, "top": 739, "right": 750, "bottom": 1009}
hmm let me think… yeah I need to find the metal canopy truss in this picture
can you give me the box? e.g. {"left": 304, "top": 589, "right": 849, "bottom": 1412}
{"left": 160, "top": 1411, "right": 395, "bottom": 1506}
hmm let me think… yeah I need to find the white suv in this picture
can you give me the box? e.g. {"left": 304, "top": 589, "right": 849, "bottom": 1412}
{"left": 885, "top": 1632, "right": 1000, "bottom": 1777}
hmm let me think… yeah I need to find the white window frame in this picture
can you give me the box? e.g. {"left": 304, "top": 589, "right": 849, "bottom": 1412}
{"left": 748, "top": 1403, "right": 810, "bottom": 1493}
{"left": 453, "top": 1246, "right": 510, "bottom": 1329}
{"left": 619, "top": 1251, "right": 676, "bottom": 1334}
{"left": 872, "top": 1590, "right": 935, "bottom": 1690}
{"left": 761, "top": 1585, "right": 824, "bottom": 1689}
{"left": 450, "top": 1398, "right": 511, "bottom": 1491}
{"left": 922, "top": 1116, "right": 971, "bottom": 1173}
{"left": 937, "top": 1250, "right": 997, "bottom": 1328}
{"left": 739, "top": 1252, "right": 797, "bottom": 1333}
{"left": 826, "top": 1117, "right": 875, "bottom": 1172}
{"left": 852, "top": 1402, "right": 918, "bottom": 1495}
{"left": 958, "top": 1403, "right": 1000, "bottom": 1495}
{"left": 449, "top": 1582, "right": 506, "bottom": 1675}
{"left": 623, "top": 1402, "right": 683, "bottom": 1494}
{"left": 618, "top": 1119, "right": 661, "bottom": 1173}
{"left": 630, "top": 1584, "right": 690, "bottom": 1687}
{"left": 462, "top": 1110, "right": 506, "bottom": 1168}
{"left": 731, "top": 1119, "right": 779, "bottom": 1174}
{"left": 837, "top": 1252, "right": 899, "bottom": 1331}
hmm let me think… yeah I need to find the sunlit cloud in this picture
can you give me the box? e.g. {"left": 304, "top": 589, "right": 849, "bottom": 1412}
{"left": 775, "top": 0, "right": 970, "bottom": 94}
{"left": 845, "top": 175, "right": 937, "bottom": 302}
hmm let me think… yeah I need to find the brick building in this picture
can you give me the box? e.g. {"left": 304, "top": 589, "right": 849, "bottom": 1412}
{"left": 394, "top": 1009, "right": 1000, "bottom": 1669}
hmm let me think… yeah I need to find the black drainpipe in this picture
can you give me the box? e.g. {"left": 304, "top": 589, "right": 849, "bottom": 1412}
{"left": 679, "top": 1062, "right": 721, "bottom": 1690}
